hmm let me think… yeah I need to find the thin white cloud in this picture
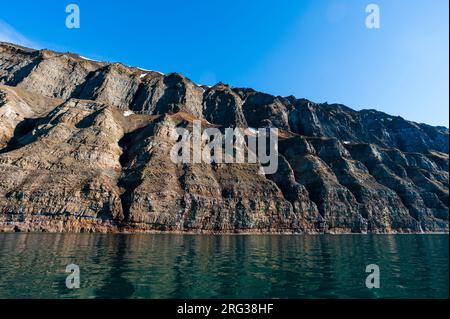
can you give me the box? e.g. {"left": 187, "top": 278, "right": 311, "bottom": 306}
{"left": 0, "top": 20, "right": 41, "bottom": 49}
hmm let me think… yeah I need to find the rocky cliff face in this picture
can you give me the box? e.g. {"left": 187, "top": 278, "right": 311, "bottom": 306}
{"left": 0, "top": 42, "right": 448, "bottom": 233}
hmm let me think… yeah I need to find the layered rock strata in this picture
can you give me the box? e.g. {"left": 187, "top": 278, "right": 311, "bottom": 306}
{"left": 0, "top": 42, "right": 448, "bottom": 233}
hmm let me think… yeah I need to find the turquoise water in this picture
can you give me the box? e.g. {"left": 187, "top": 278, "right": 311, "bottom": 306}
{"left": 0, "top": 233, "right": 447, "bottom": 299}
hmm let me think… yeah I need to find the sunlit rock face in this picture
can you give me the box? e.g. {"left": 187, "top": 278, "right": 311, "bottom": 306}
{"left": 0, "top": 42, "right": 448, "bottom": 233}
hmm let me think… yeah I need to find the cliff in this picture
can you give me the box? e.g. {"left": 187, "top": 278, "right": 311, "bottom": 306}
{"left": 0, "top": 42, "right": 448, "bottom": 233}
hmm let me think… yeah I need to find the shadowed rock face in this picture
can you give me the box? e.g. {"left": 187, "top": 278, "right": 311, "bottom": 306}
{"left": 0, "top": 42, "right": 448, "bottom": 233}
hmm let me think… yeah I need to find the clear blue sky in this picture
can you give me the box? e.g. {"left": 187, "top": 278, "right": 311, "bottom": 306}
{"left": 1, "top": 0, "right": 448, "bottom": 126}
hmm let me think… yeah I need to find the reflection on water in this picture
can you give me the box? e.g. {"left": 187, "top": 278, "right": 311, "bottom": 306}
{"left": 0, "top": 234, "right": 447, "bottom": 299}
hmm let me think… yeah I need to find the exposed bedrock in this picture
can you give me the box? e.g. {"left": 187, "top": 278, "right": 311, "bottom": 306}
{"left": 0, "top": 42, "right": 448, "bottom": 233}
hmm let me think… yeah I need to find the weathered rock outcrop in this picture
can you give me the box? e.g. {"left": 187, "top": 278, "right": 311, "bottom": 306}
{"left": 287, "top": 99, "right": 449, "bottom": 153}
{"left": 0, "top": 42, "right": 448, "bottom": 233}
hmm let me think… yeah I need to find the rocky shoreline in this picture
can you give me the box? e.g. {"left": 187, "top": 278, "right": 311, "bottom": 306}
{"left": 2, "top": 217, "right": 446, "bottom": 234}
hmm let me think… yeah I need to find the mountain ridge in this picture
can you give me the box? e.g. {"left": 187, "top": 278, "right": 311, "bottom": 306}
{"left": 0, "top": 42, "right": 448, "bottom": 233}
